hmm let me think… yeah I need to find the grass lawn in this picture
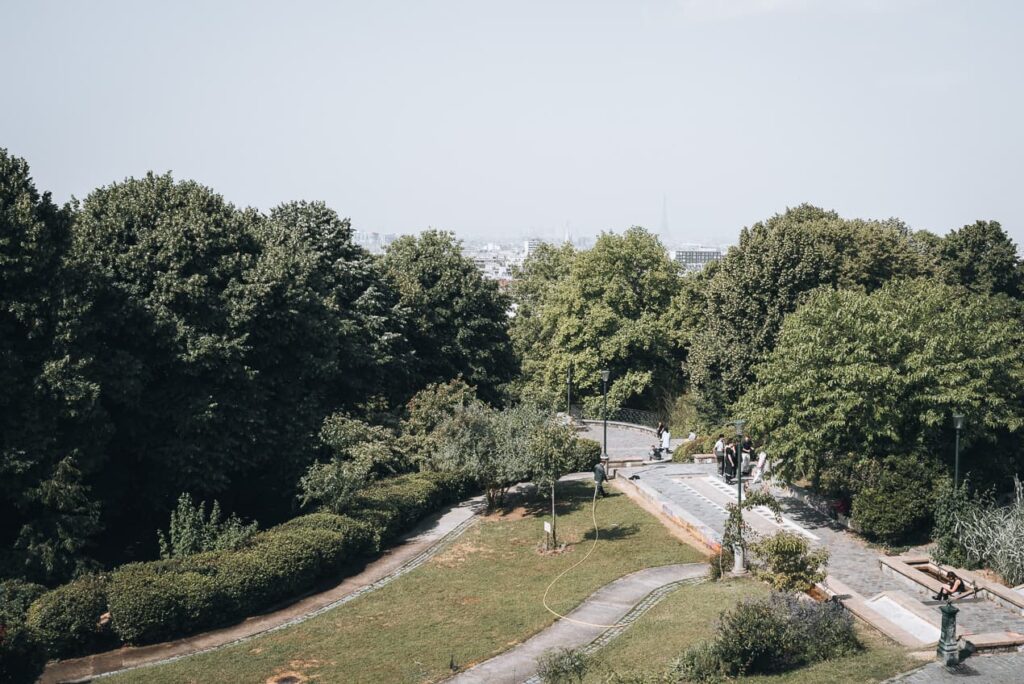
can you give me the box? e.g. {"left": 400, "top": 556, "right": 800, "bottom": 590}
{"left": 583, "top": 577, "right": 919, "bottom": 683}
{"left": 106, "top": 480, "right": 705, "bottom": 684}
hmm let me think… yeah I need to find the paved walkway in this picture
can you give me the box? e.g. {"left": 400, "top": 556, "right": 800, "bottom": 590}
{"left": 448, "top": 563, "right": 708, "bottom": 684}
{"left": 889, "top": 652, "right": 1024, "bottom": 683}
{"left": 42, "top": 496, "right": 484, "bottom": 684}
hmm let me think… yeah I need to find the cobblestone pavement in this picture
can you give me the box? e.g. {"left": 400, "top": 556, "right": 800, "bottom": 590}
{"left": 888, "top": 651, "right": 1024, "bottom": 682}
{"left": 604, "top": 422, "right": 1024, "bottom": 670}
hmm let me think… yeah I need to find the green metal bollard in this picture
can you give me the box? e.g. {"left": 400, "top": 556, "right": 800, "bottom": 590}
{"left": 937, "top": 602, "right": 960, "bottom": 666}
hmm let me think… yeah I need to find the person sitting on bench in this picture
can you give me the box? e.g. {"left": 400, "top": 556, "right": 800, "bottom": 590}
{"left": 934, "top": 571, "right": 966, "bottom": 600}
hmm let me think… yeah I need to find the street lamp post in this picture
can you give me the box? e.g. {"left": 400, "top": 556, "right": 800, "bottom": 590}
{"left": 953, "top": 414, "right": 965, "bottom": 489}
{"left": 732, "top": 419, "right": 746, "bottom": 575}
{"left": 601, "top": 370, "right": 610, "bottom": 459}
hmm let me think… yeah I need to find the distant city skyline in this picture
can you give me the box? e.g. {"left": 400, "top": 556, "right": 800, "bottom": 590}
{"left": 3, "top": 1, "right": 1022, "bottom": 249}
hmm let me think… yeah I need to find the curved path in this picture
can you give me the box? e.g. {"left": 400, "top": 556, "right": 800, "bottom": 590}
{"left": 448, "top": 563, "right": 708, "bottom": 684}
{"left": 41, "top": 496, "right": 485, "bottom": 684}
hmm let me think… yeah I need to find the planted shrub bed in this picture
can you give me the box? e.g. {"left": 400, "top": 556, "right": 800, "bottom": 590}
{"left": 15, "top": 471, "right": 473, "bottom": 662}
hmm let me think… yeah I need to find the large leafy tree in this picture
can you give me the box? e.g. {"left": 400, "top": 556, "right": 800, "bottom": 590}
{"left": 0, "top": 149, "right": 103, "bottom": 582}
{"left": 236, "top": 202, "right": 406, "bottom": 511}
{"left": 66, "top": 173, "right": 266, "bottom": 547}
{"left": 383, "top": 230, "right": 515, "bottom": 404}
{"left": 512, "top": 227, "right": 684, "bottom": 413}
{"left": 937, "top": 220, "right": 1023, "bottom": 298}
{"left": 688, "top": 205, "right": 928, "bottom": 424}
{"left": 737, "top": 278, "right": 1024, "bottom": 540}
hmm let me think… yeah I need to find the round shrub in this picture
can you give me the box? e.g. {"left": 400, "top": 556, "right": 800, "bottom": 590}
{"left": 26, "top": 574, "right": 113, "bottom": 658}
{"left": 1, "top": 579, "right": 48, "bottom": 684}
{"left": 566, "top": 438, "right": 602, "bottom": 473}
{"left": 108, "top": 561, "right": 226, "bottom": 645}
{"left": 750, "top": 531, "right": 829, "bottom": 592}
{"left": 713, "top": 593, "right": 858, "bottom": 676}
{"left": 0, "top": 618, "right": 47, "bottom": 684}
{"left": 852, "top": 455, "right": 934, "bottom": 544}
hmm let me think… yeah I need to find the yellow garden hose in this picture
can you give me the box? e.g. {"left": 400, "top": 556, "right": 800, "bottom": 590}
{"left": 541, "top": 481, "right": 625, "bottom": 629}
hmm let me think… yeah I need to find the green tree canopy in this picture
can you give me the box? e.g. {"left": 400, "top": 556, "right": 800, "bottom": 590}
{"left": 0, "top": 149, "right": 101, "bottom": 583}
{"left": 736, "top": 278, "right": 1024, "bottom": 538}
{"left": 511, "top": 227, "right": 685, "bottom": 413}
{"left": 383, "top": 230, "right": 515, "bottom": 404}
{"left": 937, "top": 220, "right": 1023, "bottom": 298}
{"left": 688, "top": 204, "right": 929, "bottom": 424}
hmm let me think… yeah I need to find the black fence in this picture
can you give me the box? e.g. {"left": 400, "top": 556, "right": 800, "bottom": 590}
{"left": 570, "top": 405, "right": 660, "bottom": 429}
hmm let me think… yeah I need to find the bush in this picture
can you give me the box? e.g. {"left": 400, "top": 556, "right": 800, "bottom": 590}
{"left": 0, "top": 619, "right": 47, "bottom": 684}
{"left": 715, "top": 594, "right": 857, "bottom": 676}
{"left": 750, "top": 532, "right": 829, "bottom": 592}
{"left": 106, "top": 471, "right": 470, "bottom": 645}
{"left": 707, "top": 547, "right": 734, "bottom": 581}
{"left": 932, "top": 476, "right": 1024, "bottom": 585}
{"left": 852, "top": 456, "right": 934, "bottom": 544}
{"left": 158, "top": 493, "right": 259, "bottom": 560}
{"left": 536, "top": 647, "right": 592, "bottom": 684}
{"left": 25, "top": 574, "right": 113, "bottom": 658}
{"left": 0, "top": 580, "right": 48, "bottom": 684}
{"left": 566, "top": 438, "right": 602, "bottom": 473}
{"left": 669, "top": 640, "right": 725, "bottom": 683}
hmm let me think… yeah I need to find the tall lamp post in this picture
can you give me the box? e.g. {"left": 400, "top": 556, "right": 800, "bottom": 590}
{"left": 601, "top": 370, "right": 610, "bottom": 459}
{"left": 732, "top": 419, "right": 747, "bottom": 574}
{"left": 953, "top": 414, "right": 965, "bottom": 489}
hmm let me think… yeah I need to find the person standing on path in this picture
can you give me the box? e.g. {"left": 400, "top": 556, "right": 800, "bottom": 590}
{"left": 714, "top": 434, "right": 726, "bottom": 476}
{"left": 594, "top": 456, "right": 609, "bottom": 497}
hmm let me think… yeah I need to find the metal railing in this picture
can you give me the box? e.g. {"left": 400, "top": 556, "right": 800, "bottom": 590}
{"left": 570, "top": 405, "right": 661, "bottom": 429}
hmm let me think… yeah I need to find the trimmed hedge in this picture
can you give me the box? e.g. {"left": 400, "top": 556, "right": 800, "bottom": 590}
{"left": 25, "top": 574, "right": 112, "bottom": 659}
{"left": 106, "top": 470, "right": 471, "bottom": 645}
{"left": 1, "top": 580, "right": 48, "bottom": 684}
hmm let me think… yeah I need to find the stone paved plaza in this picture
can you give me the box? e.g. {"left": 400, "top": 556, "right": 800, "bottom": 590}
{"left": 583, "top": 424, "right": 1024, "bottom": 679}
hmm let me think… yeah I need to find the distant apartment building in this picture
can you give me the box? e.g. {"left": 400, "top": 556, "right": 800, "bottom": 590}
{"left": 671, "top": 246, "right": 724, "bottom": 272}
{"left": 352, "top": 231, "right": 399, "bottom": 254}
{"left": 523, "top": 238, "right": 544, "bottom": 257}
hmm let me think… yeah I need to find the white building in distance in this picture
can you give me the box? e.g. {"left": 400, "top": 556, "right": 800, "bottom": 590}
{"left": 670, "top": 246, "right": 725, "bottom": 272}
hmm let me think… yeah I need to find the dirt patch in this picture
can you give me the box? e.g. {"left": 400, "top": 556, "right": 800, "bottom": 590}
{"left": 483, "top": 506, "right": 529, "bottom": 521}
{"left": 433, "top": 540, "right": 494, "bottom": 568}
{"left": 535, "top": 543, "right": 576, "bottom": 557}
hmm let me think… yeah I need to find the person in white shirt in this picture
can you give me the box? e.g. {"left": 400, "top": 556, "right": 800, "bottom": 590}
{"left": 713, "top": 435, "right": 726, "bottom": 476}
{"left": 751, "top": 448, "right": 769, "bottom": 484}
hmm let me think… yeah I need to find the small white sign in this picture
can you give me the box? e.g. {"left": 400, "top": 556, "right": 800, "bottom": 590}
{"left": 544, "top": 521, "right": 552, "bottom": 534}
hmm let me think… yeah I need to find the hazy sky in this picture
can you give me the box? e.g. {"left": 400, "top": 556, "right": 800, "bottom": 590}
{"left": 3, "top": 0, "right": 1022, "bottom": 247}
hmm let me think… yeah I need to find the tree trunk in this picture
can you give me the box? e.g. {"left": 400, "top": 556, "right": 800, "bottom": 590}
{"left": 550, "top": 482, "right": 557, "bottom": 549}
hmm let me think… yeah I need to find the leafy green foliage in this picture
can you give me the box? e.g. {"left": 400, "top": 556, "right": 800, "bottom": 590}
{"left": 0, "top": 581, "right": 48, "bottom": 684}
{"left": 674, "top": 593, "right": 858, "bottom": 679}
{"left": 25, "top": 574, "right": 111, "bottom": 658}
{"left": 398, "top": 379, "right": 478, "bottom": 466}
{"left": 689, "top": 205, "right": 929, "bottom": 424}
{"left": 107, "top": 472, "right": 467, "bottom": 645}
{"left": 536, "top": 647, "right": 592, "bottom": 683}
{"left": 0, "top": 149, "right": 102, "bottom": 584}
{"left": 511, "top": 228, "right": 686, "bottom": 413}
{"left": 932, "top": 477, "right": 1024, "bottom": 585}
{"left": 157, "top": 494, "right": 258, "bottom": 560}
{"left": 937, "top": 220, "right": 1023, "bottom": 298}
{"left": 738, "top": 278, "right": 1024, "bottom": 541}
{"left": 750, "top": 532, "right": 829, "bottom": 592}
{"left": 383, "top": 230, "right": 515, "bottom": 404}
